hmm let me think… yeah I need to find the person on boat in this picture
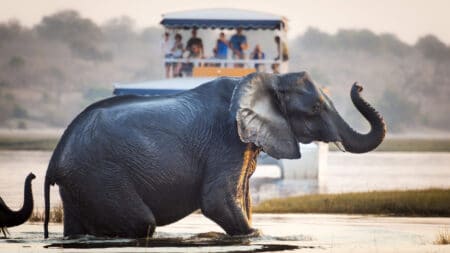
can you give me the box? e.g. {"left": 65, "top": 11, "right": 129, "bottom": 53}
{"left": 171, "top": 33, "right": 184, "bottom": 77}
{"left": 272, "top": 35, "right": 289, "bottom": 74}
{"left": 161, "top": 32, "right": 174, "bottom": 78}
{"left": 250, "top": 44, "right": 265, "bottom": 72}
{"left": 215, "top": 32, "right": 229, "bottom": 60}
{"left": 186, "top": 28, "right": 204, "bottom": 59}
{"left": 274, "top": 35, "right": 289, "bottom": 61}
{"left": 184, "top": 43, "right": 205, "bottom": 76}
{"left": 229, "top": 28, "right": 248, "bottom": 67}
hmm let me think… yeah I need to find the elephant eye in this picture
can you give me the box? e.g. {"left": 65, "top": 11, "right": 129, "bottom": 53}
{"left": 312, "top": 102, "right": 322, "bottom": 113}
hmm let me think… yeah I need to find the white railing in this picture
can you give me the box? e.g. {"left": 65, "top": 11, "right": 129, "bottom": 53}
{"left": 164, "top": 58, "right": 283, "bottom": 69}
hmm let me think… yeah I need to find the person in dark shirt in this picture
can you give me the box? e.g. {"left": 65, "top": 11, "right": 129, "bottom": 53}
{"left": 186, "top": 28, "right": 204, "bottom": 58}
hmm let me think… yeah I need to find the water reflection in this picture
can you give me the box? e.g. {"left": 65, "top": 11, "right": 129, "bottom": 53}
{"left": 42, "top": 235, "right": 301, "bottom": 252}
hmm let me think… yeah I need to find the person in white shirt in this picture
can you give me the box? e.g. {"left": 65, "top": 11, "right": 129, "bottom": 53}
{"left": 161, "top": 32, "right": 173, "bottom": 78}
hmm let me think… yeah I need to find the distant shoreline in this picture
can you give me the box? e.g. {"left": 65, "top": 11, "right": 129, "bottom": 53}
{"left": 254, "top": 189, "right": 450, "bottom": 216}
{"left": 1, "top": 130, "right": 450, "bottom": 152}
{"left": 31, "top": 189, "right": 450, "bottom": 223}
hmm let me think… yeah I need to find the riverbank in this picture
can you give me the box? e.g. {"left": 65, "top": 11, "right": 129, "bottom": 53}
{"left": 254, "top": 189, "right": 450, "bottom": 216}
{"left": 28, "top": 189, "right": 450, "bottom": 223}
{"left": 1, "top": 134, "right": 450, "bottom": 152}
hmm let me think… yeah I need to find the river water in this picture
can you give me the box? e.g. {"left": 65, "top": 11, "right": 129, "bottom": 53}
{"left": 1, "top": 151, "right": 449, "bottom": 209}
{"left": 2, "top": 214, "right": 450, "bottom": 252}
{"left": 1, "top": 150, "right": 449, "bottom": 252}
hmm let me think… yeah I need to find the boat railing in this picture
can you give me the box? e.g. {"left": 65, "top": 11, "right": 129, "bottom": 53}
{"left": 164, "top": 58, "right": 283, "bottom": 69}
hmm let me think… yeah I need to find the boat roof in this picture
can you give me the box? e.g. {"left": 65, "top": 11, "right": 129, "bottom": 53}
{"left": 113, "top": 77, "right": 216, "bottom": 90}
{"left": 160, "top": 8, "right": 287, "bottom": 30}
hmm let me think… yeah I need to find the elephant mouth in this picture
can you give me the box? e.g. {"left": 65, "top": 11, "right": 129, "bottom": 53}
{"left": 296, "top": 136, "right": 314, "bottom": 144}
{"left": 296, "top": 135, "right": 342, "bottom": 146}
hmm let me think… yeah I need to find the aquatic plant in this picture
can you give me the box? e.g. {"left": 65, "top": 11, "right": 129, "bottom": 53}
{"left": 29, "top": 204, "right": 63, "bottom": 223}
{"left": 434, "top": 229, "right": 449, "bottom": 245}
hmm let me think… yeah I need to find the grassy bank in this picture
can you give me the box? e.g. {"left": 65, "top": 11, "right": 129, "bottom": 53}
{"left": 30, "top": 189, "right": 450, "bottom": 223}
{"left": 1, "top": 135, "right": 450, "bottom": 152}
{"left": 329, "top": 138, "right": 450, "bottom": 152}
{"left": 0, "top": 137, "right": 58, "bottom": 150}
{"left": 29, "top": 205, "right": 64, "bottom": 223}
{"left": 254, "top": 189, "right": 450, "bottom": 216}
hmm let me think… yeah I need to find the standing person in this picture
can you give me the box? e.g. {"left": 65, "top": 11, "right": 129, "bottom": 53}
{"left": 171, "top": 33, "right": 184, "bottom": 77}
{"left": 161, "top": 32, "right": 173, "bottom": 78}
{"left": 272, "top": 35, "right": 289, "bottom": 74}
{"left": 250, "top": 44, "right": 265, "bottom": 72}
{"left": 229, "top": 28, "right": 248, "bottom": 67}
{"left": 186, "top": 28, "right": 204, "bottom": 59}
{"left": 274, "top": 36, "right": 289, "bottom": 61}
{"left": 215, "top": 32, "right": 229, "bottom": 60}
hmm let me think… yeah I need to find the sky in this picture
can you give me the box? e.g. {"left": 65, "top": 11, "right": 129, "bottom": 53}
{"left": 1, "top": 0, "right": 450, "bottom": 44}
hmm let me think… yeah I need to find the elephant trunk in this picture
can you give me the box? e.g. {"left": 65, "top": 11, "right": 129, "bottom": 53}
{"left": 2, "top": 173, "right": 35, "bottom": 227}
{"left": 336, "top": 83, "right": 386, "bottom": 153}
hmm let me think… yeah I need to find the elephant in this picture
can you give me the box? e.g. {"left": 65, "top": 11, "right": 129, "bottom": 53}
{"left": 44, "top": 72, "right": 386, "bottom": 238}
{"left": 0, "top": 173, "right": 35, "bottom": 237}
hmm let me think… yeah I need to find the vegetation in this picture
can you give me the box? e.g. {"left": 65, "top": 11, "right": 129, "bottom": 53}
{"left": 329, "top": 138, "right": 450, "bottom": 152}
{"left": 28, "top": 189, "right": 449, "bottom": 224}
{"left": 29, "top": 205, "right": 63, "bottom": 223}
{"left": 254, "top": 189, "right": 450, "bottom": 216}
{"left": 0, "top": 10, "right": 449, "bottom": 133}
{"left": 434, "top": 230, "right": 450, "bottom": 245}
{"left": 0, "top": 136, "right": 58, "bottom": 150}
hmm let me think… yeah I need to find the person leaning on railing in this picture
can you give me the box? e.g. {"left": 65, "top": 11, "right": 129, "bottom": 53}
{"left": 186, "top": 28, "right": 204, "bottom": 59}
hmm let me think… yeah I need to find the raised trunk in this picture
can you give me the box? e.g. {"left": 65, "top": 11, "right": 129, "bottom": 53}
{"left": 0, "top": 173, "right": 35, "bottom": 228}
{"left": 337, "top": 83, "right": 386, "bottom": 153}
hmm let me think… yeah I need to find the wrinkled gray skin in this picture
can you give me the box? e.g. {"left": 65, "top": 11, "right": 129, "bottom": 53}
{"left": 44, "top": 72, "right": 386, "bottom": 238}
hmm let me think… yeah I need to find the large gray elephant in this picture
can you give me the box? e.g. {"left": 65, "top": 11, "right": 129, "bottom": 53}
{"left": 44, "top": 72, "right": 386, "bottom": 238}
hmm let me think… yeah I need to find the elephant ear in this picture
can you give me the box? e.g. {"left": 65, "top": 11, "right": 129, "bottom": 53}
{"left": 230, "top": 73, "right": 300, "bottom": 159}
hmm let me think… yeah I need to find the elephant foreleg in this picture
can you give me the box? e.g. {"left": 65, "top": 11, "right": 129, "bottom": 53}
{"left": 201, "top": 187, "right": 253, "bottom": 236}
{"left": 201, "top": 144, "right": 260, "bottom": 236}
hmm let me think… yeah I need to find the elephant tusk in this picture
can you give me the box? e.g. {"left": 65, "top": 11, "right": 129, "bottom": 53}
{"left": 333, "top": 142, "right": 346, "bottom": 152}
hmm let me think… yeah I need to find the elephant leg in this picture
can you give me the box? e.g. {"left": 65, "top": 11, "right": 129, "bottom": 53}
{"left": 201, "top": 190, "right": 254, "bottom": 236}
{"left": 59, "top": 173, "right": 156, "bottom": 238}
{"left": 201, "top": 144, "right": 260, "bottom": 236}
{"left": 89, "top": 189, "right": 156, "bottom": 238}
{"left": 122, "top": 205, "right": 156, "bottom": 238}
{"left": 60, "top": 187, "right": 86, "bottom": 237}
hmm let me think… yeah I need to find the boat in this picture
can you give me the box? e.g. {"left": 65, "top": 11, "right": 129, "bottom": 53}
{"left": 112, "top": 8, "right": 328, "bottom": 196}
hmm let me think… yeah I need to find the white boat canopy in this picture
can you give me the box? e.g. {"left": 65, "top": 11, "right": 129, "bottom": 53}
{"left": 160, "top": 8, "right": 287, "bottom": 30}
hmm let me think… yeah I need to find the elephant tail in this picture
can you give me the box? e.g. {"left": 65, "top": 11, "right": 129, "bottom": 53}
{"left": 44, "top": 175, "right": 50, "bottom": 238}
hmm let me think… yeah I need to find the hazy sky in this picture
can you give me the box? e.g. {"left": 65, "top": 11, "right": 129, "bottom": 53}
{"left": 1, "top": 0, "right": 450, "bottom": 44}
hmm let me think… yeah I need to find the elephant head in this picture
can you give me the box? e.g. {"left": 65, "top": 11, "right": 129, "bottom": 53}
{"left": 230, "top": 72, "right": 386, "bottom": 159}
